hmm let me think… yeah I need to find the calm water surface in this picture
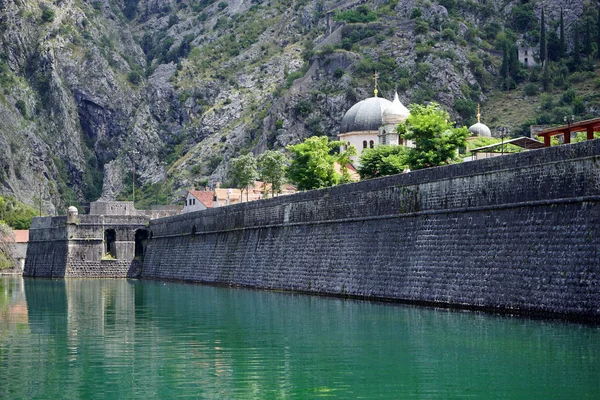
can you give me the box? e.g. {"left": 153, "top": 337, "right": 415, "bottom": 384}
{"left": 0, "top": 276, "right": 599, "bottom": 399}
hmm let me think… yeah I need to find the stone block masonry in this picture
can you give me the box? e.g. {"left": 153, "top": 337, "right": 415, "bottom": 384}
{"left": 143, "top": 140, "right": 600, "bottom": 321}
{"left": 24, "top": 202, "right": 149, "bottom": 278}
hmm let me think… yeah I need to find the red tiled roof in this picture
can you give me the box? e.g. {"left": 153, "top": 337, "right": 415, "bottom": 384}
{"left": 189, "top": 190, "right": 214, "bottom": 208}
{"left": 13, "top": 230, "right": 29, "bottom": 243}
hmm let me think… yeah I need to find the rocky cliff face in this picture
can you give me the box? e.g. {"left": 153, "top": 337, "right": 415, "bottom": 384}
{"left": 0, "top": 0, "right": 590, "bottom": 210}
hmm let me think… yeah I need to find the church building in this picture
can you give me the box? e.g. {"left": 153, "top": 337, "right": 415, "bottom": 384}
{"left": 338, "top": 76, "right": 411, "bottom": 165}
{"left": 338, "top": 75, "right": 493, "bottom": 166}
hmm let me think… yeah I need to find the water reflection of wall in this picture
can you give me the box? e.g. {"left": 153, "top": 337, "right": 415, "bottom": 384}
{"left": 0, "top": 277, "right": 29, "bottom": 332}
{"left": 3, "top": 278, "right": 600, "bottom": 398}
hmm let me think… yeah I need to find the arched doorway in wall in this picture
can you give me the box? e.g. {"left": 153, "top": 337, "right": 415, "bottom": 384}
{"left": 134, "top": 229, "right": 149, "bottom": 259}
{"left": 104, "top": 229, "right": 117, "bottom": 259}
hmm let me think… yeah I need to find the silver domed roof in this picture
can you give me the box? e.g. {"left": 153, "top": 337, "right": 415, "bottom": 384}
{"left": 382, "top": 92, "right": 410, "bottom": 125}
{"left": 340, "top": 97, "right": 392, "bottom": 134}
{"left": 469, "top": 122, "right": 491, "bottom": 137}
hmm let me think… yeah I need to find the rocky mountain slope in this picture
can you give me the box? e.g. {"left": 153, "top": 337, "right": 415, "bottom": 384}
{"left": 0, "top": 0, "right": 595, "bottom": 211}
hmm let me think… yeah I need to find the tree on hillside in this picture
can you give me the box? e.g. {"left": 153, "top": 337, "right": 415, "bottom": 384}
{"left": 0, "top": 196, "right": 37, "bottom": 230}
{"left": 584, "top": 20, "right": 592, "bottom": 58}
{"left": 547, "top": 29, "right": 561, "bottom": 61}
{"left": 597, "top": 6, "right": 600, "bottom": 59}
{"left": 541, "top": 61, "right": 551, "bottom": 92}
{"left": 540, "top": 8, "right": 547, "bottom": 64}
{"left": 396, "top": 103, "right": 469, "bottom": 170}
{"left": 358, "top": 145, "right": 409, "bottom": 179}
{"left": 227, "top": 153, "right": 258, "bottom": 201}
{"left": 500, "top": 41, "right": 520, "bottom": 90}
{"left": 286, "top": 136, "right": 341, "bottom": 191}
{"left": 560, "top": 8, "right": 566, "bottom": 58}
{"left": 573, "top": 22, "right": 581, "bottom": 66}
{"left": 257, "top": 150, "right": 287, "bottom": 198}
{"left": 0, "top": 222, "right": 15, "bottom": 270}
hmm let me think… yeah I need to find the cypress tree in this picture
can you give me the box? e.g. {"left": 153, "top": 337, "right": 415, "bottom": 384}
{"left": 597, "top": 6, "right": 600, "bottom": 59}
{"left": 573, "top": 22, "right": 581, "bottom": 66}
{"left": 584, "top": 20, "right": 592, "bottom": 57}
{"left": 560, "top": 8, "right": 566, "bottom": 58}
{"left": 500, "top": 42, "right": 510, "bottom": 91}
{"left": 540, "top": 8, "right": 546, "bottom": 64}
{"left": 541, "top": 62, "right": 551, "bottom": 92}
{"left": 509, "top": 43, "right": 520, "bottom": 76}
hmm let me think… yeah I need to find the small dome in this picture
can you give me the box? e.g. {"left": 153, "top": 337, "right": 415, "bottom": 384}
{"left": 469, "top": 122, "right": 491, "bottom": 137}
{"left": 382, "top": 92, "right": 410, "bottom": 125}
{"left": 67, "top": 206, "right": 78, "bottom": 214}
{"left": 340, "top": 97, "right": 392, "bottom": 134}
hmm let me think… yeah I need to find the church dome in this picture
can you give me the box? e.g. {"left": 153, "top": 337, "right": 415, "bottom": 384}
{"left": 469, "top": 122, "right": 492, "bottom": 137}
{"left": 382, "top": 92, "right": 410, "bottom": 125}
{"left": 340, "top": 97, "right": 392, "bottom": 134}
{"left": 468, "top": 105, "right": 491, "bottom": 137}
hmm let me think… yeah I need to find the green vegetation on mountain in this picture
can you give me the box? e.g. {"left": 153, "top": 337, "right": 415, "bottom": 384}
{"left": 0, "top": 196, "right": 38, "bottom": 230}
{"left": 0, "top": 221, "right": 15, "bottom": 270}
{"left": 0, "top": 0, "right": 599, "bottom": 210}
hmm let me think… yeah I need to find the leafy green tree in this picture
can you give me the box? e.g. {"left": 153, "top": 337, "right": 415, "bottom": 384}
{"left": 0, "top": 222, "right": 15, "bottom": 270}
{"left": 438, "top": 0, "right": 456, "bottom": 13}
{"left": 511, "top": 3, "right": 536, "bottom": 33}
{"left": 334, "top": 5, "right": 376, "bottom": 23}
{"left": 547, "top": 30, "right": 561, "bottom": 61}
{"left": 257, "top": 150, "right": 287, "bottom": 198}
{"left": 286, "top": 136, "right": 340, "bottom": 190}
{"left": 337, "top": 144, "right": 357, "bottom": 184}
{"left": 358, "top": 145, "right": 409, "bottom": 179}
{"left": 41, "top": 7, "right": 55, "bottom": 23}
{"left": 396, "top": 103, "right": 469, "bottom": 170}
{"left": 227, "top": 154, "right": 258, "bottom": 201}
{"left": 0, "top": 195, "right": 37, "bottom": 230}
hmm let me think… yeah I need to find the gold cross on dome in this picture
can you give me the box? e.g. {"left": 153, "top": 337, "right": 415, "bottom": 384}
{"left": 477, "top": 103, "right": 481, "bottom": 123}
{"left": 373, "top": 71, "right": 379, "bottom": 97}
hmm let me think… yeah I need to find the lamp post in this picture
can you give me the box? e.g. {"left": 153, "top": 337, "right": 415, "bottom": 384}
{"left": 37, "top": 162, "right": 43, "bottom": 217}
{"left": 564, "top": 115, "right": 574, "bottom": 144}
{"left": 129, "top": 150, "right": 139, "bottom": 204}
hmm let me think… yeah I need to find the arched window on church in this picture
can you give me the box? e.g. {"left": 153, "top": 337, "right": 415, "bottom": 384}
{"left": 363, "top": 140, "right": 367, "bottom": 149}
{"left": 369, "top": 140, "right": 374, "bottom": 148}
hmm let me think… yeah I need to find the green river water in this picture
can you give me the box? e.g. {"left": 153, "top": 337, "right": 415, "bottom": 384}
{"left": 0, "top": 276, "right": 599, "bottom": 399}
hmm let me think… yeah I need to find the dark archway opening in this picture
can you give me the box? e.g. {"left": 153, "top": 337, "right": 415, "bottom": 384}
{"left": 135, "top": 229, "right": 149, "bottom": 258}
{"left": 105, "top": 229, "right": 117, "bottom": 259}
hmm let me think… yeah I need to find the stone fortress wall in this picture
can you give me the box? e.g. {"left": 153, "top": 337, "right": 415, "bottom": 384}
{"left": 143, "top": 140, "right": 600, "bottom": 321}
{"left": 24, "top": 203, "right": 149, "bottom": 278}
